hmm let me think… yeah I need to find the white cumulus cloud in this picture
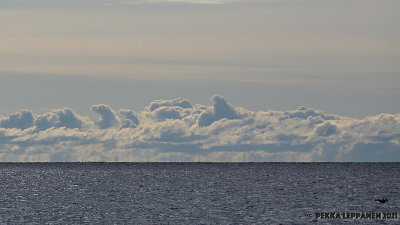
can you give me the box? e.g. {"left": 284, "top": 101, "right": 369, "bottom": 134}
{"left": 91, "top": 104, "right": 120, "bottom": 129}
{"left": 0, "top": 95, "right": 399, "bottom": 162}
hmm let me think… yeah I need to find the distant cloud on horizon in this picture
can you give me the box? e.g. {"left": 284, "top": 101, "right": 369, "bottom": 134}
{"left": 0, "top": 95, "right": 399, "bottom": 162}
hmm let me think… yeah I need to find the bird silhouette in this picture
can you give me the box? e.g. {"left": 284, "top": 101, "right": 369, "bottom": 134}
{"left": 375, "top": 198, "right": 388, "bottom": 203}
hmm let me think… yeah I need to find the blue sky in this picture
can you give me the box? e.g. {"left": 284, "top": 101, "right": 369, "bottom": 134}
{"left": 0, "top": 0, "right": 399, "bottom": 161}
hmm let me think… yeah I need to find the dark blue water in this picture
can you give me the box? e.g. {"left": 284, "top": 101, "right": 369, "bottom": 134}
{"left": 0, "top": 163, "right": 399, "bottom": 224}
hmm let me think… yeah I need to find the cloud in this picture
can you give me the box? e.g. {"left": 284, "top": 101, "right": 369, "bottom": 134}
{"left": 151, "top": 106, "right": 182, "bottom": 121}
{"left": 315, "top": 122, "right": 338, "bottom": 137}
{"left": 0, "top": 110, "right": 34, "bottom": 130}
{"left": 90, "top": 104, "right": 120, "bottom": 129}
{"left": 0, "top": 95, "right": 399, "bottom": 162}
{"left": 119, "top": 109, "right": 139, "bottom": 128}
{"left": 197, "top": 95, "right": 241, "bottom": 127}
{"left": 148, "top": 98, "right": 192, "bottom": 111}
{"left": 283, "top": 106, "right": 338, "bottom": 120}
{"left": 35, "top": 108, "right": 84, "bottom": 130}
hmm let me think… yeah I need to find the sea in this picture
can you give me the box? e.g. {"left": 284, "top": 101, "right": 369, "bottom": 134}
{"left": 0, "top": 163, "right": 399, "bottom": 224}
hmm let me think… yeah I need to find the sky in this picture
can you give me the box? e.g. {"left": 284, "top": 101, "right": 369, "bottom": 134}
{"left": 0, "top": 0, "right": 399, "bottom": 161}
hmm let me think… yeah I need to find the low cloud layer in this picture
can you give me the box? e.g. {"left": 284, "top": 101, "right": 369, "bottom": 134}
{"left": 0, "top": 95, "right": 399, "bottom": 162}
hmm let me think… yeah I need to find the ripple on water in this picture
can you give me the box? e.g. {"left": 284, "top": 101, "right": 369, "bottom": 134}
{"left": 0, "top": 162, "right": 399, "bottom": 224}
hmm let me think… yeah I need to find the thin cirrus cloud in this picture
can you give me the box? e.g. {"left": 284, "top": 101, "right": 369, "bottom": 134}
{"left": 0, "top": 95, "right": 399, "bottom": 162}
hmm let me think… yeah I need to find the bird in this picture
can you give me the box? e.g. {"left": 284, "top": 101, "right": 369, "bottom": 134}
{"left": 375, "top": 198, "right": 388, "bottom": 203}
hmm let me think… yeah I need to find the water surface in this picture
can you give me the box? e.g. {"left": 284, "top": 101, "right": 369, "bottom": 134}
{"left": 0, "top": 163, "right": 399, "bottom": 224}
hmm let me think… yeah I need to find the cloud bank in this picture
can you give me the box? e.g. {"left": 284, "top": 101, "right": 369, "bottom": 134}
{"left": 0, "top": 95, "right": 399, "bottom": 162}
